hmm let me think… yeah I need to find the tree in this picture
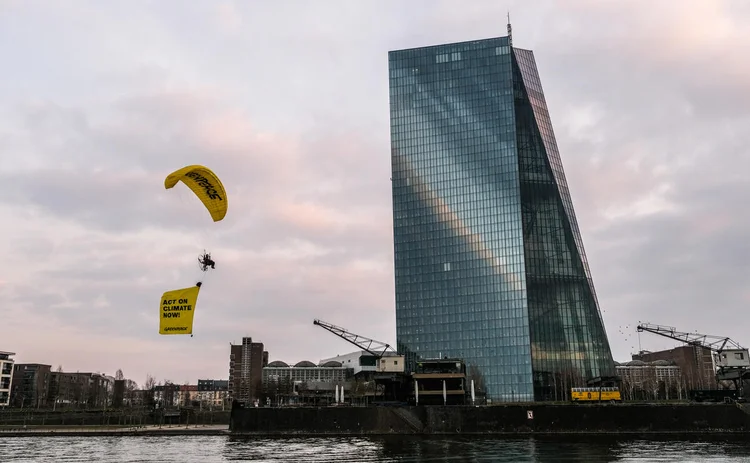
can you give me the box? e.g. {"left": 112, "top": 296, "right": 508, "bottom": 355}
{"left": 123, "top": 379, "right": 138, "bottom": 407}
{"left": 162, "top": 380, "right": 177, "bottom": 408}
{"left": 351, "top": 378, "right": 366, "bottom": 397}
{"left": 144, "top": 374, "right": 156, "bottom": 391}
{"left": 182, "top": 382, "right": 192, "bottom": 407}
{"left": 467, "top": 364, "right": 487, "bottom": 402}
{"left": 143, "top": 375, "right": 156, "bottom": 409}
{"left": 111, "top": 369, "right": 127, "bottom": 408}
{"left": 48, "top": 365, "right": 65, "bottom": 409}
{"left": 261, "top": 378, "right": 280, "bottom": 404}
{"left": 70, "top": 373, "right": 84, "bottom": 408}
{"left": 641, "top": 366, "right": 658, "bottom": 401}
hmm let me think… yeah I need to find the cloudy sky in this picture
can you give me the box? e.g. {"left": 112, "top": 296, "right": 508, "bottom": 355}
{"left": 1, "top": 0, "right": 749, "bottom": 387}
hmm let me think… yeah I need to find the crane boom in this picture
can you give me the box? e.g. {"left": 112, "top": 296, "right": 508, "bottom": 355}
{"left": 313, "top": 319, "right": 397, "bottom": 358}
{"left": 637, "top": 322, "right": 750, "bottom": 396}
{"left": 636, "top": 323, "right": 744, "bottom": 353}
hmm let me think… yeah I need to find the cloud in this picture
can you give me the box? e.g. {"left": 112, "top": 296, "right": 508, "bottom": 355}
{"left": 1, "top": 0, "right": 749, "bottom": 387}
{"left": 0, "top": 77, "right": 394, "bottom": 383}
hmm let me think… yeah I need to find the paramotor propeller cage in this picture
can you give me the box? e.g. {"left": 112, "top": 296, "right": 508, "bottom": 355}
{"left": 198, "top": 250, "right": 216, "bottom": 272}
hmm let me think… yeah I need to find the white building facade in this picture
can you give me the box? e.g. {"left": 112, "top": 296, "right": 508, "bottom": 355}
{"left": 319, "top": 351, "right": 405, "bottom": 376}
{"left": 0, "top": 351, "right": 15, "bottom": 407}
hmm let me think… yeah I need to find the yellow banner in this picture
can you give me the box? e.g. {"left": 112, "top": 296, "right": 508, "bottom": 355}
{"left": 159, "top": 285, "right": 201, "bottom": 335}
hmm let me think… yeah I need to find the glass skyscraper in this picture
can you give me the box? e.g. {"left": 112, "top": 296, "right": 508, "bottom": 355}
{"left": 388, "top": 35, "right": 615, "bottom": 402}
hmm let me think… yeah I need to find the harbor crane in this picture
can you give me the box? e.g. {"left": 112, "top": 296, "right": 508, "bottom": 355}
{"left": 636, "top": 323, "right": 750, "bottom": 395}
{"left": 313, "top": 319, "right": 398, "bottom": 358}
{"left": 313, "top": 318, "right": 407, "bottom": 402}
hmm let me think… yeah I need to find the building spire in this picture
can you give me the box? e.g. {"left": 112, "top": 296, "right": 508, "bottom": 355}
{"left": 507, "top": 11, "right": 513, "bottom": 46}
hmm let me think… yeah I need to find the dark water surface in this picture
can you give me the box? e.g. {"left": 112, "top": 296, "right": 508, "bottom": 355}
{"left": 1, "top": 435, "right": 750, "bottom": 462}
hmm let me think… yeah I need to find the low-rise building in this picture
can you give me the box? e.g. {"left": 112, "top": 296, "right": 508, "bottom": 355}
{"left": 319, "top": 351, "right": 377, "bottom": 376}
{"left": 153, "top": 383, "right": 180, "bottom": 408}
{"left": 197, "top": 379, "right": 229, "bottom": 409}
{"left": 0, "top": 351, "right": 15, "bottom": 407}
{"left": 319, "top": 351, "right": 405, "bottom": 377}
{"left": 127, "top": 389, "right": 148, "bottom": 407}
{"left": 10, "top": 363, "right": 51, "bottom": 408}
{"left": 262, "top": 360, "right": 348, "bottom": 405}
{"left": 412, "top": 358, "right": 467, "bottom": 405}
{"left": 633, "top": 345, "right": 715, "bottom": 390}
{"left": 177, "top": 384, "right": 198, "bottom": 407}
{"left": 49, "top": 371, "right": 112, "bottom": 408}
{"left": 616, "top": 359, "right": 684, "bottom": 400}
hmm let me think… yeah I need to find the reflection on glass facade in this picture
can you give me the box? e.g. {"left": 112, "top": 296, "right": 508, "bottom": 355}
{"left": 388, "top": 36, "right": 614, "bottom": 402}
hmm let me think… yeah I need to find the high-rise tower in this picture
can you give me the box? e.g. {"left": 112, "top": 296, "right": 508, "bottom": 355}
{"left": 228, "top": 337, "right": 268, "bottom": 404}
{"left": 388, "top": 35, "right": 614, "bottom": 401}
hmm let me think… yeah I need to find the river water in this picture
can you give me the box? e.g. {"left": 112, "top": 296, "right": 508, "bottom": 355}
{"left": 1, "top": 435, "right": 750, "bottom": 462}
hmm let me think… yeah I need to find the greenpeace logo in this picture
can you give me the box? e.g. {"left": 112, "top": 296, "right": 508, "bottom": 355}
{"left": 185, "top": 172, "right": 223, "bottom": 201}
{"left": 164, "top": 327, "right": 188, "bottom": 332}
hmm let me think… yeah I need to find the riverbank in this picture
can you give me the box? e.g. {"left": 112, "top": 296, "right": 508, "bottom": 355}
{"left": 0, "top": 424, "right": 229, "bottom": 437}
{"left": 230, "top": 403, "right": 750, "bottom": 436}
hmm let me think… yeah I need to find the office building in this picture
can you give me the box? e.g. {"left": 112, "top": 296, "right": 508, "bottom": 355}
{"left": 0, "top": 351, "right": 14, "bottom": 407}
{"left": 388, "top": 33, "right": 615, "bottom": 401}
{"left": 228, "top": 337, "right": 268, "bottom": 403}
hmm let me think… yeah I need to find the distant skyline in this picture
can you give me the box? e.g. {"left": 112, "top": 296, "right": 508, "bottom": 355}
{"left": 1, "top": 0, "right": 749, "bottom": 387}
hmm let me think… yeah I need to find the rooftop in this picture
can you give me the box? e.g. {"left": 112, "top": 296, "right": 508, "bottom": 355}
{"left": 265, "top": 360, "right": 347, "bottom": 369}
{"left": 389, "top": 35, "right": 509, "bottom": 54}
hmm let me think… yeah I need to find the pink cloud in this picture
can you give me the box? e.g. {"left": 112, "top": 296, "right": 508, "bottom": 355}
{"left": 273, "top": 201, "right": 347, "bottom": 234}
{"left": 216, "top": 1, "right": 243, "bottom": 33}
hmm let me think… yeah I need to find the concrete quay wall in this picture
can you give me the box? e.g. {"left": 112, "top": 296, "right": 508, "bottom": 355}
{"left": 0, "top": 409, "right": 230, "bottom": 427}
{"left": 229, "top": 403, "right": 750, "bottom": 436}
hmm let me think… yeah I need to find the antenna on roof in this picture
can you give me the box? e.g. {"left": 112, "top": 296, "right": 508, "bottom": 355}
{"left": 507, "top": 11, "right": 513, "bottom": 47}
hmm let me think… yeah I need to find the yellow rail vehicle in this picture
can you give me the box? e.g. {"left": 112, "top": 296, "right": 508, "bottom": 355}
{"left": 571, "top": 387, "right": 622, "bottom": 403}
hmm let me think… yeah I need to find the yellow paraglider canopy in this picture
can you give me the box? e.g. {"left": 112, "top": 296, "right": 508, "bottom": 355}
{"left": 164, "top": 165, "right": 228, "bottom": 222}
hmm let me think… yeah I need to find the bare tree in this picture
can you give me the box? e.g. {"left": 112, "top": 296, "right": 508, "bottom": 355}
{"left": 144, "top": 375, "right": 156, "bottom": 391}
{"left": 70, "top": 374, "right": 84, "bottom": 408}
{"left": 123, "top": 379, "right": 138, "bottom": 407}
{"left": 143, "top": 375, "right": 157, "bottom": 409}
{"left": 262, "top": 378, "right": 280, "bottom": 405}
{"left": 183, "top": 382, "right": 192, "bottom": 407}
{"left": 677, "top": 377, "right": 686, "bottom": 401}
{"left": 162, "top": 380, "right": 177, "bottom": 408}
{"left": 467, "top": 364, "right": 486, "bottom": 402}
{"left": 48, "top": 365, "right": 65, "bottom": 409}
{"left": 642, "top": 367, "right": 658, "bottom": 401}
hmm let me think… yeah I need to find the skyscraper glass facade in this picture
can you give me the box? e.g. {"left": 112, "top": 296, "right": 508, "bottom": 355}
{"left": 388, "top": 36, "right": 614, "bottom": 402}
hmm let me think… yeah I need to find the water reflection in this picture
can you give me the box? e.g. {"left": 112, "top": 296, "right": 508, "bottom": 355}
{"left": 222, "top": 437, "right": 388, "bottom": 461}
{"left": 223, "top": 435, "right": 750, "bottom": 463}
{"left": 1, "top": 435, "right": 749, "bottom": 462}
{"left": 376, "top": 436, "right": 617, "bottom": 462}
